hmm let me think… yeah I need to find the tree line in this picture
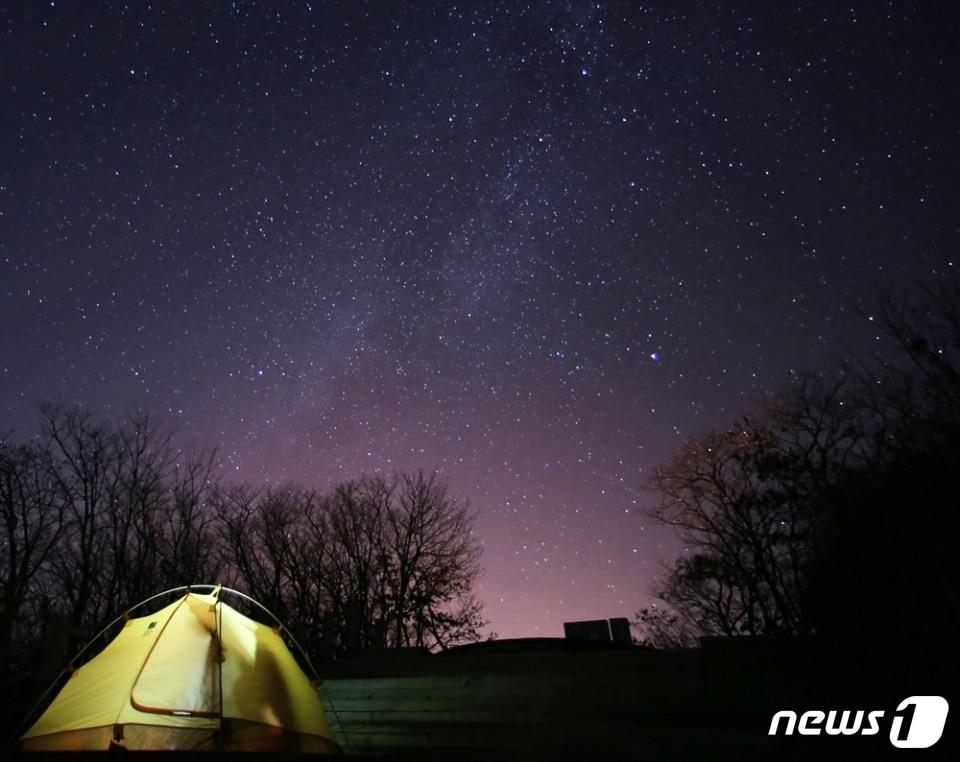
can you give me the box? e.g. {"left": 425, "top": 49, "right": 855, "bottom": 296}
{"left": 636, "top": 274, "right": 960, "bottom": 652}
{"left": 0, "top": 405, "right": 484, "bottom": 699}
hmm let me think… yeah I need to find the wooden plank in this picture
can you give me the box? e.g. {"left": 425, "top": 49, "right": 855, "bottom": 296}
{"left": 323, "top": 709, "right": 549, "bottom": 723}
{"left": 319, "top": 686, "right": 693, "bottom": 712}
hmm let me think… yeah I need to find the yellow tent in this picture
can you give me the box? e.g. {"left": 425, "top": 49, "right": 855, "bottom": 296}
{"left": 21, "top": 587, "right": 341, "bottom": 752}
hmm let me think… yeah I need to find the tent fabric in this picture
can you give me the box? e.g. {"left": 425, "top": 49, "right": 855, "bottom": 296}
{"left": 20, "top": 589, "right": 340, "bottom": 752}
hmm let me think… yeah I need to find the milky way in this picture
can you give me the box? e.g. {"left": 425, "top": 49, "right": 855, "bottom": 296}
{"left": 2, "top": 1, "right": 957, "bottom": 637}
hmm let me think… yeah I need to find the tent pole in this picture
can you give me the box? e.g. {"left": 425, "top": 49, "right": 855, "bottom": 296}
{"left": 215, "top": 586, "right": 225, "bottom": 750}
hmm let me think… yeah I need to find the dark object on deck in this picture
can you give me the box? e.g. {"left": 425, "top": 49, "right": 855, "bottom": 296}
{"left": 563, "top": 617, "right": 633, "bottom": 643}
{"left": 609, "top": 617, "right": 632, "bottom": 644}
{"left": 563, "top": 618, "right": 613, "bottom": 641}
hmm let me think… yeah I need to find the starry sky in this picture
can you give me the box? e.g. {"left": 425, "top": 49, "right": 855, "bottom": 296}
{"left": 2, "top": 1, "right": 957, "bottom": 638}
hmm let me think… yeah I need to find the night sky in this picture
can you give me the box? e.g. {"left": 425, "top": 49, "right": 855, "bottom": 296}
{"left": 2, "top": 1, "right": 957, "bottom": 638}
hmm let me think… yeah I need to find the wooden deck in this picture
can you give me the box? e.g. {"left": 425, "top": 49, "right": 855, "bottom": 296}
{"left": 314, "top": 640, "right": 798, "bottom": 758}
{"left": 310, "top": 636, "right": 957, "bottom": 759}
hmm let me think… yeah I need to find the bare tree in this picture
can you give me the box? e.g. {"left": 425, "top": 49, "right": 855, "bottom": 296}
{"left": 105, "top": 410, "right": 173, "bottom": 607}
{"left": 647, "top": 274, "right": 960, "bottom": 647}
{"left": 32, "top": 404, "right": 221, "bottom": 654}
{"left": 40, "top": 403, "right": 121, "bottom": 649}
{"left": 4, "top": 400, "right": 488, "bottom": 680}
{"left": 632, "top": 603, "right": 701, "bottom": 649}
{"left": 218, "top": 471, "right": 486, "bottom": 658}
{"left": 647, "top": 377, "right": 867, "bottom": 638}
{"left": 317, "top": 472, "right": 485, "bottom": 652}
{"left": 156, "top": 443, "right": 222, "bottom": 587}
{"left": 215, "top": 485, "right": 282, "bottom": 613}
{"left": 318, "top": 479, "right": 390, "bottom": 653}
{"left": 0, "top": 438, "right": 65, "bottom": 661}
{"left": 383, "top": 471, "right": 484, "bottom": 650}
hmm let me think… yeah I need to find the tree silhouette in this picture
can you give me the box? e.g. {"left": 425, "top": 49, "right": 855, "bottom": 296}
{"left": 215, "top": 472, "right": 485, "bottom": 657}
{"left": 0, "top": 439, "right": 64, "bottom": 665}
{"left": 642, "top": 273, "right": 960, "bottom": 652}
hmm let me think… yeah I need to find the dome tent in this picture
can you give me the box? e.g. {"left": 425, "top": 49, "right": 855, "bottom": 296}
{"left": 20, "top": 585, "right": 341, "bottom": 752}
